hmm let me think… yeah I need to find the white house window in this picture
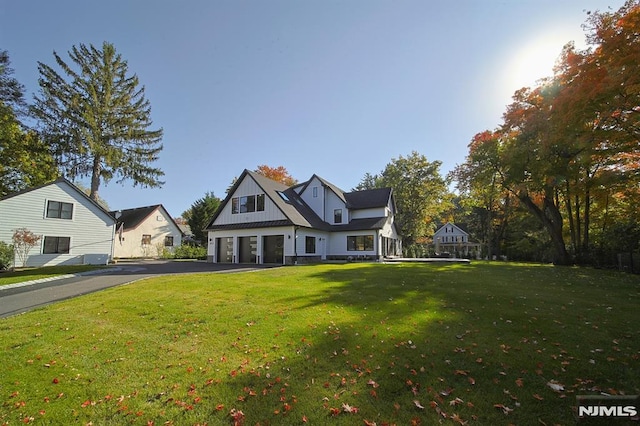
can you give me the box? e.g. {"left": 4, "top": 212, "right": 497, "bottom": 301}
{"left": 313, "top": 187, "right": 318, "bottom": 198}
{"left": 46, "top": 201, "right": 73, "bottom": 219}
{"left": 43, "top": 236, "right": 70, "bottom": 254}
{"left": 164, "top": 236, "right": 174, "bottom": 247}
{"left": 334, "top": 209, "right": 342, "bottom": 224}
{"left": 305, "top": 236, "right": 316, "bottom": 254}
{"left": 142, "top": 234, "right": 151, "bottom": 245}
{"left": 347, "top": 235, "right": 373, "bottom": 251}
{"left": 232, "top": 194, "right": 266, "bottom": 214}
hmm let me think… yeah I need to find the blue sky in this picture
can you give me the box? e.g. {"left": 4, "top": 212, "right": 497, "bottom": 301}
{"left": 2, "top": 0, "right": 619, "bottom": 216}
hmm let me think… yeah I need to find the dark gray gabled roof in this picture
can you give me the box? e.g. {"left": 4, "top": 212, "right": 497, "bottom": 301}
{"left": 206, "top": 170, "right": 395, "bottom": 232}
{"left": 344, "top": 187, "right": 393, "bottom": 210}
{"left": 110, "top": 204, "right": 183, "bottom": 234}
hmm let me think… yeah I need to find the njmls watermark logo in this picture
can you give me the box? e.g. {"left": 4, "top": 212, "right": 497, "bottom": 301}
{"left": 577, "top": 395, "right": 639, "bottom": 423}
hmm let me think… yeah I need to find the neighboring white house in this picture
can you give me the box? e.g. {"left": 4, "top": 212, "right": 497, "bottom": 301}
{"left": 432, "top": 222, "right": 481, "bottom": 258}
{"left": 206, "top": 169, "right": 402, "bottom": 265}
{"left": 110, "top": 204, "right": 183, "bottom": 258}
{"left": 0, "top": 178, "right": 115, "bottom": 267}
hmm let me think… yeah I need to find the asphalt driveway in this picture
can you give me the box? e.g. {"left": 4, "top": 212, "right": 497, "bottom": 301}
{"left": 0, "top": 260, "right": 273, "bottom": 319}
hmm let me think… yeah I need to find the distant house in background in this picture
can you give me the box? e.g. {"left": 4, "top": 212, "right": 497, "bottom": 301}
{"left": 432, "top": 222, "right": 480, "bottom": 258}
{"left": 0, "top": 178, "right": 115, "bottom": 267}
{"left": 110, "top": 205, "right": 182, "bottom": 258}
{"left": 206, "top": 169, "right": 402, "bottom": 265}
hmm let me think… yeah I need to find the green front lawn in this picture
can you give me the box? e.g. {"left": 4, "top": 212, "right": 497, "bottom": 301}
{"left": 1, "top": 262, "right": 638, "bottom": 425}
{"left": 0, "top": 265, "right": 107, "bottom": 287}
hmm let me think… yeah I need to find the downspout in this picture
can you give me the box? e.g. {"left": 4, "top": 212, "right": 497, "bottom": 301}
{"left": 293, "top": 226, "right": 298, "bottom": 265}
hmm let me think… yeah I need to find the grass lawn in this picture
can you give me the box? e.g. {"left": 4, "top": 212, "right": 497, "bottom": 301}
{"left": 0, "top": 265, "right": 108, "bottom": 287}
{"left": 0, "top": 262, "right": 638, "bottom": 425}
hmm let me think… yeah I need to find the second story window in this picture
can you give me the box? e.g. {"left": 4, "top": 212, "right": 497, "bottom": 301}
{"left": 334, "top": 209, "right": 342, "bottom": 224}
{"left": 46, "top": 201, "right": 73, "bottom": 219}
{"left": 232, "top": 194, "right": 266, "bottom": 214}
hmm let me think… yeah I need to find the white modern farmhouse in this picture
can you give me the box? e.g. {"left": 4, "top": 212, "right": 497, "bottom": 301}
{"left": 0, "top": 178, "right": 115, "bottom": 267}
{"left": 206, "top": 169, "right": 402, "bottom": 265}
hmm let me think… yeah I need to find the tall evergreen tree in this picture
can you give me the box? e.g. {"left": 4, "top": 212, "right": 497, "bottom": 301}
{"left": 32, "top": 42, "right": 164, "bottom": 201}
{"left": 183, "top": 192, "right": 221, "bottom": 245}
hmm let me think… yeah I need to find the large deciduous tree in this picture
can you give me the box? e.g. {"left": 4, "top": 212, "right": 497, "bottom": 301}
{"left": 32, "top": 42, "right": 164, "bottom": 201}
{"left": 254, "top": 165, "right": 298, "bottom": 186}
{"left": 453, "top": 0, "right": 640, "bottom": 265}
{"left": 359, "top": 151, "right": 450, "bottom": 248}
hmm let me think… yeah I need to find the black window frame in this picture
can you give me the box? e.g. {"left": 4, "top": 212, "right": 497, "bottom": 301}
{"left": 43, "top": 236, "right": 71, "bottom": 254}
{"left": 305, "top": 236, "right": 316, "bottom": 254}
{"left": 46, "top": 200, "right": 73, "bottom": 219}
{"left": 232, "top": 194, "right": 266, "bottom": 214}
{"left": 347, "top": 235, "right": 374, "bottom": 251}
{"left": 334, "top": 209, "right": 342, "bottom": 224}
{"left": 164, "top": 236, "right": 174, "bottom": 247}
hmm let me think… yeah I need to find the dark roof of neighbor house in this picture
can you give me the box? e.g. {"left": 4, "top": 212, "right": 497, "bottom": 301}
{"left": 0, "top": 177, "right": 115, "bottom": 222}
{"left": 206, "top": 170, "right": 395, "bottom": 232}
{"left": 110, "top": 204, "right": 183, "bottom": 234}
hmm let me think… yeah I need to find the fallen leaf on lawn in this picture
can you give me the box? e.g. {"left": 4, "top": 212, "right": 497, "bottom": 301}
{"left": 449, "top": 397, "right": 464, "bottom": 406}
{"left": 515, "top": 378, "right": 523, "bottom": 387}
{"left": 493, "top": 403, "right": 514, "bottom": 415}
{"left": 546, "top": 381, "right": 564, "bottom": 392}
{"left": 468, "top": 377, "right": 475, "bottom": 385}
{"left": 414, "top": 400, "right": 425, "bottom": 409}
{"left": 533, "top": 394, "right": 544, "bottom": 400}
{"left": 342, "top": 403, "right": 358, "bottom": 413}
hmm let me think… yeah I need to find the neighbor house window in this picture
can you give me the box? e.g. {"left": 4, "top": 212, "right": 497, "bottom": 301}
{"left": 312, "top": 186, "right": 318, "bottom": 198}
{"left": 142, "top": 234, "right": 151, "bottom": 245}
{"left": 164, "top": 236, "right": 174, "bottom": 247}
{"left": 334, "top": 209, "right": 342, "bottom": 224}
{"left": 347, "top": 235, "right": 374, "bottom": 251}
{"left": 305, "top": 236, "right": 316, "bottom": 254}
{"left": 46, "top": 201, "right": 73, "bottom": 219}
{"left": 232, "top": 194, "right": 266, "bottom": 214}
{"left": 43, "top": 236, "right": 70, "bottom": 254}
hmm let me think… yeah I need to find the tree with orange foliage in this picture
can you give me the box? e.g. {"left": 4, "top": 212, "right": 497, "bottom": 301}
{"left": 254, "top": 165, "right": 298, "bottom": 186}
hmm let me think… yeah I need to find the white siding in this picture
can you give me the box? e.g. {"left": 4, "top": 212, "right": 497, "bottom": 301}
{"left": 298, "top": 177, "right": 325, "bottom": 220}
{"left": 114, "top": 207, "right": 182, "bottom": 258}
{"left": 351, "top": 207, "right": 387, "bottom": 219}
{"left": 0, "top": 181, "right": 115, "bottom": 267}
{"left": 207, "top": 226, "right": 295, "bottom": 264}
{"left": 324, "top": 191, "right": 346, "bottom": 225}
{"left": 213, "top": 175, "right": 287, "bottom": 225}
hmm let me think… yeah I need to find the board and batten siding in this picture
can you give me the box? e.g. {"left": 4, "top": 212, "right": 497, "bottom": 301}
{"left": 0, "top": 181, "right": 115, "bottom": 267}
{"left": 213, "top": 175, "right": 287, "bottom": 226}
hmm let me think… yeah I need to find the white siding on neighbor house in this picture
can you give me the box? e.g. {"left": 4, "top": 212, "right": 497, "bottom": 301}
{"left": 0, "top": 181, "right": 115, "bottom": 267}
{"left": 114, "top": 207, "right": 182, "bottom": 258}
{"left": 433, "top": 223, "right": 468, "bottom": 243}
{"left": 213, "top": 175, "right": 287, "bottom": 226}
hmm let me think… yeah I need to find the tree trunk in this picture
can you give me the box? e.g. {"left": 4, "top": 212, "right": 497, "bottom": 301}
{"left": 90, "top": 155, "right": 101, "bottom": 201}
{"left": 518, "top": 191, "right": 571, "bottom": 265}
{"left": 583, "top": 182, "right": 591, "bottom": 253}
{"left": 565, "top": 181, "right": 576, "bottom": 253}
